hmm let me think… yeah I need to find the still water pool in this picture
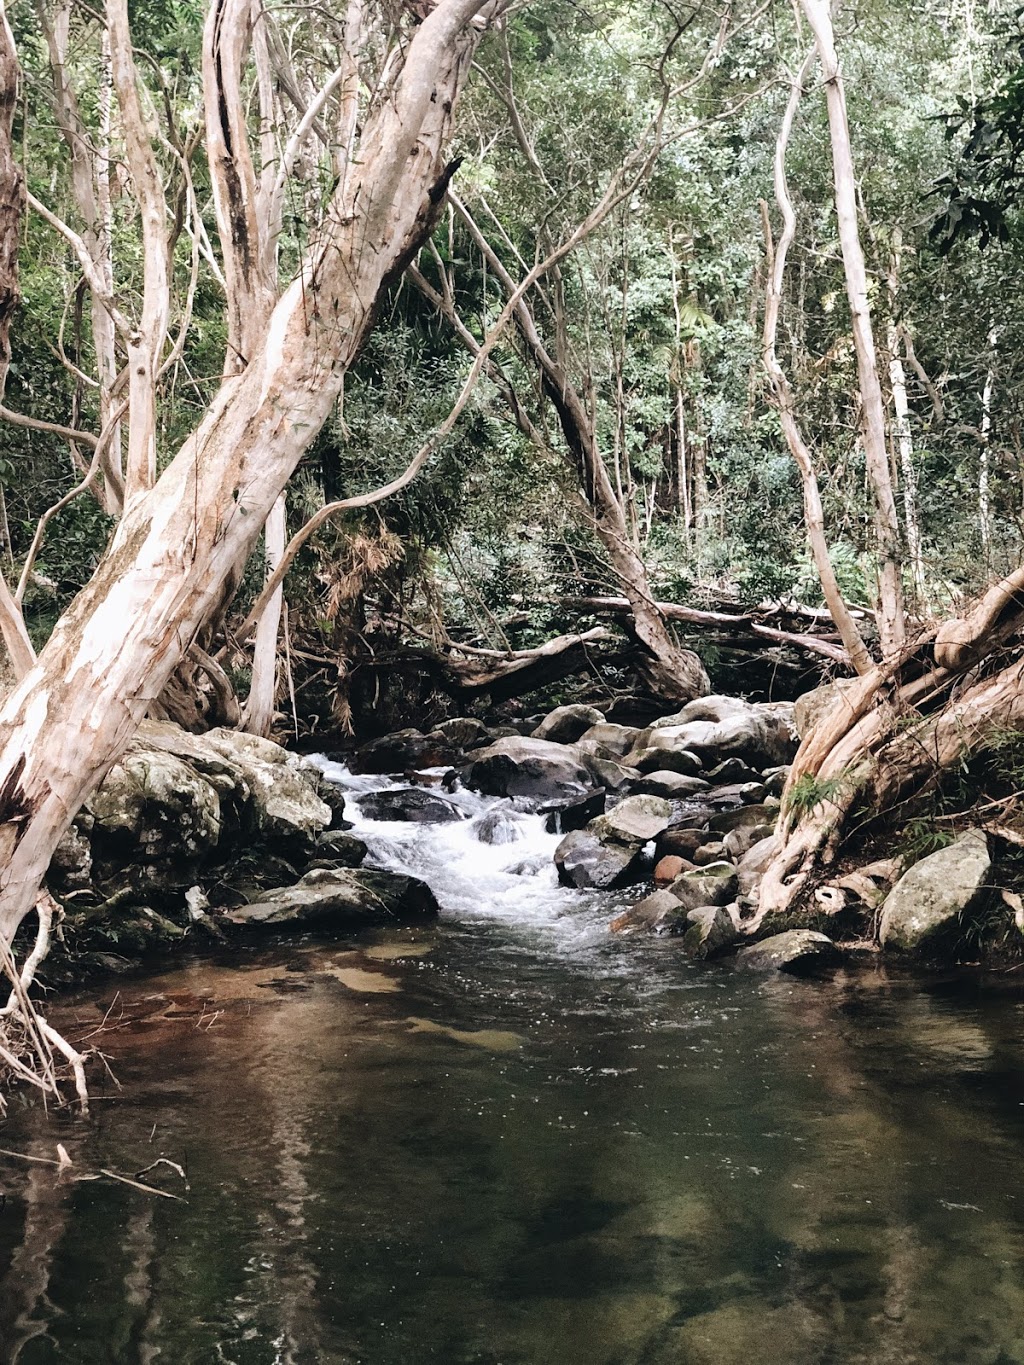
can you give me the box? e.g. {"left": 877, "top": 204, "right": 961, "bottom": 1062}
{"left": 2, "top": 770, "right": 1024, "bottom": 1363}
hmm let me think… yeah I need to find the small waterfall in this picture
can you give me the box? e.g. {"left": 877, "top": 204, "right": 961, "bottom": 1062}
{"left": 308, "top": 757, "right": 628, "bottom": 954}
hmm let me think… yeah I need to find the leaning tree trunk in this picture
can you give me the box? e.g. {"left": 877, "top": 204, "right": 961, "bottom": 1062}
{"left": 0, "top": 0, "right": 490, "bottom": 950}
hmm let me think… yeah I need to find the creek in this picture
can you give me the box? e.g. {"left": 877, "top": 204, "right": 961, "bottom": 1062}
{"left": 1, "top": 766, "right": 1024, "bottom": 1363}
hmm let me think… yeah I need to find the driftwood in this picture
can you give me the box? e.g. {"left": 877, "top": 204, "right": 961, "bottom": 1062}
{"left": 559, "top": 595, "right": 855, "bottom": 666}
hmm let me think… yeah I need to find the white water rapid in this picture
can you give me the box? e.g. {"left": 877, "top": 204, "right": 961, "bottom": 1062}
{"left": 308, "top": 758, "right": 636, "bottom": 956}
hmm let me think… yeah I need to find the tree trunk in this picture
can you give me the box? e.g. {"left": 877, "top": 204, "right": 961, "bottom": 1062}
{"left": 242, "top": 494, "right": 286, "bottom": 737}
{"left": 801, "top": 0, "right": 905, "bottom": 659}
{"left": 0, "top": 0, "right": 491, "bottom": 948}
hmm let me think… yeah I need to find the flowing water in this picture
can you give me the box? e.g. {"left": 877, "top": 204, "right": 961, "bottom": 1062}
{"left": 2, "top": 768, "right": 1024, "bottom": 1363}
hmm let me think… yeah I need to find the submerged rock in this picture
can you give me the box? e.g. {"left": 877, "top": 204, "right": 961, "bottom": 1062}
{"left": 735, "top": 929, "right": 839, "bottom": 974}
{"left": 531, "top": 704, "right": 605, "bottom": 744}
{"left": 610, "top": 889, "right": 683, "bottom": 935}
{"left": 225, "top": 868, "right": 439, "bottom": 929}
{"left": 357, "top": 788, "right": 465, "bottom": 824}
{"left": 879, "top": 829, "right": 991, "bottom": 952}
{"left": 470, "top": 808, "right": 524, "bottom": 845}
{"left": 465, "top": 737, "right": 593, "bottom": 802}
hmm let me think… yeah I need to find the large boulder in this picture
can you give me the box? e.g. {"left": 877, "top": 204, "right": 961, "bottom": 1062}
{"left": 671, "top": 862, "right": 738, "bottom": 911}
{"left": 470, "top": 808, "right": 525, "bottom": 845}
{"left": 577, "top": 722, "right": 641, "bottom": 757}
{"left": 652, "top": 694, "right": 750, "bottom": 728}
{"left": 531, "top": 704, "right": 605, "bottom": 744}
{"left": 225, "top": 868, "right": 439, "bottom": 929}
{"left": 629, "top": 701, "right": 797, "bottom": 773}
{"left": 465, "top": 737, "right": 593, "bottom": 802}
{"left": 85, "top": 746, "right": 222, "bottom": 876}
{"left": 357, "top": 788, "right": 465, "bottom": 823}
{"left": 735, "top": 929, "right": 839, "bottom": 974}
{"left": 610, "top": 889, "right": 683, "bottom": 935}
{"left": 554, "top": 796, "right": 672, "bottom": 890}
{"left": 198, "top": 728, "right": 333, "bottom": 845}
{"left": 878, "top": 829, "right": 991, "bottom": 952}
{"left": 682, "top": 906, "right": 739, "bottom": 959}
{"left": 554, "top": 828, "right": 641, "bottom": 889}
{"left": 590, "top": 795, "right": 673, "bottom": 845}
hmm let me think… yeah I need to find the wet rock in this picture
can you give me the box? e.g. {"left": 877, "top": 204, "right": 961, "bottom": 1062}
{"left": 436, "top": 717, "right": 492, "bottom": 749}
{"left": 657, "top": 828, "right": 709, "bottom": 860}
{"left": 465, "top": 737, "right": 593, "bottom": 802}
{"left": 309, "top": 830, "right": 368, "bottom": 868}
{"left": 471, "top": 808, "right": 524, "bottom": 845}
{"left": 634, "top": 771, "right": 710, "bottom": 798}
{"left": 610, "top": 889, "right": 684, "bottom": 935}
{"left": 682, "top": 906, "right": 739, "bottom": 959}
{"left": 554, "top": 796, "right": 671, "bottom": 890}
{"left": 554, "top": 828, "right": 642, "bottom": 889}
{"left": 542, "top": 789, "right": 607, "bottom": 834}
{"left": 879, "top": 829, "right": 991, "bottom": 952}
{"left": 625, "top": 740, "right": 704, "bottom": 776}
{"left": 357, "top": 787, "right": 465, "bottom": 824}
{"left": 315, "top": 779, "right": 349, "bottom": 830}
{"left": 736, "top": 835, "right": 779, "bottom": 898}
{"left": 708, "top": 802, "right": 776, "bottom": 835}
{"left": 531, "top": 704, "right": 605, "bottom": 744}
{"left": 577, "top": 722, "right": 641, "bottom": 757}
{"left": 225, "top": 868, "right": 439, "bottom": 930}
{"left": 580, "top": 755, "right": 642, "bottom": 793}
{"left": 735, "top": 929, "right": 840, "bottom": 974}
{"left": 654, "top": 854, "right": 694, "bottom": 885}
{"left": 671, "top": 862, "right": 738, "bottom": 911}
{"left": 705, "top": 757, "right": 762, "bottom": 785}
{"left": 692, "top": 841, "right": 728, "bottom": 867}
{"left": 353, "top": 727, "right": 459, "bottom": 774}
{"left": 592, "top": 794, "right": 673, "bottom": 844}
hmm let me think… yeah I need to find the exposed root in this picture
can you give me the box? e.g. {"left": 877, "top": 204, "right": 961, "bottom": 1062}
{"left": 0, "top": 891, "right": 90, "bottom": 1113}
{"left": 760, "top": 603, "right": 1024, "bottom": 923}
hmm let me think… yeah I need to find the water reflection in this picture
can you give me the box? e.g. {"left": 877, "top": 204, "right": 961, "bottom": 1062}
{"left": 0, "top": 927, "right": 1023, "bottom": 1364}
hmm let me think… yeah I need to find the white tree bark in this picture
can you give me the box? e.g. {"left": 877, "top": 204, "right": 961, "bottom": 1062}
{"left": 760, "top": 51, "right": 872, "bottom": 675}
{"left": 801, "top": 0, "right": 905, "bottom": 659}
{"left": 241, "top": 494, "right": 286, "bottom": 737}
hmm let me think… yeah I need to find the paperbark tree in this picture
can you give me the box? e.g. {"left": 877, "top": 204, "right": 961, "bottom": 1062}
{"left": 800, "top": 0, "right": 905, "bottom": 660}
{"left": 0, "top": 0, "right": 496, "bottom": 1074}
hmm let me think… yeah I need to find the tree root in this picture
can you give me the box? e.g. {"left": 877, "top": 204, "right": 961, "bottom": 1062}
{"left": 0, "top": 891, "right": 90, "bottom": 1113}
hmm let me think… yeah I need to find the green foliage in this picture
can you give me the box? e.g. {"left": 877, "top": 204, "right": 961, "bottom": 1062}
{"left": 784, "top": 772, "right": 849, "bottom": 820}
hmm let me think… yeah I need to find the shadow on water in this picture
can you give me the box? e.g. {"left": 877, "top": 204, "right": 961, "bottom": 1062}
{"left": 2, "top": 767, "right": 1024, "bottom": 1362}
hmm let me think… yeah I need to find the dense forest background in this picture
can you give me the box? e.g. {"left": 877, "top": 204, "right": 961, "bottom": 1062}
{"left": 5, "top": 0, "right": 1023, "bottom": 736}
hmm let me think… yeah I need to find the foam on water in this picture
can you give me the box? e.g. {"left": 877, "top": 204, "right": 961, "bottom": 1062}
{"left": 308, "top": 756, "right": 628, "bottom": 955}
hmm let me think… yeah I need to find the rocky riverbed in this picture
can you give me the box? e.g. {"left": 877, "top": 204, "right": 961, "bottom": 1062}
{"left": 35, "top": 690, "right": 1018, "bottom": 986}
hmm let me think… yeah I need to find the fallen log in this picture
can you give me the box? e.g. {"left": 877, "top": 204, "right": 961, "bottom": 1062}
{"left": 558, "top": 596, "right": 854, "bottom": 667}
